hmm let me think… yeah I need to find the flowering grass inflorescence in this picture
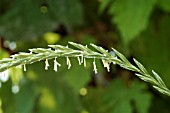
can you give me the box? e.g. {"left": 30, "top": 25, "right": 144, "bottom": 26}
{"left": 0, "top": 42, "right": 170, "bottom": 96}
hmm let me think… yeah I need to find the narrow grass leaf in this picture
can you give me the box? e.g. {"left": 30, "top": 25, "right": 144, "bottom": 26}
{"left": 135, "top": 73, "right": 157, "bottom": 85}
{"left": 48, "top": 45, "right": 72, "bottom": 51}
{"left": 0, "top": 58, "right": 13, "bottom": 63}
{"left": 152, "top": 70, "right": 166, "bottom": 87}
{"left": 90, "top": 44, "right": 111, "bottom": 57}
{"left": 153, "top": 86, "right": 170, "bottom": 96}
{"left": 69, "top": 42, "right": 93, "bottom": 53}
{"left": 133, "top": 58, "right": 149, "bottom": 75}
{"left": 112, "top": 48, "right": 130, "bottom": 64}
{"left": 29, "top": 48, "right": 52, "bottom": 54}
{"left": 120, "top": 64, "right": 139, "bottom": 72}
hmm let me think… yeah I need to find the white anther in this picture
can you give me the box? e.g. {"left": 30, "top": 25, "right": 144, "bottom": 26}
{"left": 45, "top": 59, "right": 50, "bottom": 70}
{"left": 77, "top": 56, "right": 81, "bottom": 65}
{"left": 23, "top": 64, "right": 26, "bottom": 71}
{"left": 84, "top": 58, "right": 86, "bottom": 67}
{"left": 66, "top": 57, "right": 71, "bottom": 69}
{"left": 54, "top": 58, "right": 61, "bottom": 72}
{"left": 102, "top": 60, "right": 110, "bottom": 72}
{"left": 93, "top": 58, "right": 97, "bottom": 74}
{"left": 81, "top": 54, "right": 84, "bottom": 63}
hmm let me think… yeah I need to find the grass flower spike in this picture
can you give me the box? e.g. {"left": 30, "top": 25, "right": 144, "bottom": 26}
{"left": 0, "top": 42, "right": 170, "bottom": 96}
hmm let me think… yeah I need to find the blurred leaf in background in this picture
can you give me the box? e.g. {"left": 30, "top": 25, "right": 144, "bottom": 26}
{"left": 0, "top": 0, "right": 83, "bottom": 41}
{"left": 1, "top": 0, "right": 170, "bottom": 113}
{"left": 82, "top": 78, "right": 152, "bottom": 113}
{"left": 99, "top": 0, "right": 156, "bottom": 44}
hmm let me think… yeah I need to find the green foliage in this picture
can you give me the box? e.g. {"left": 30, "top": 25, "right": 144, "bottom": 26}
{"left": 0, "top": 61, "right": 84, "bottom": 113}
{"left": 1, "top": 0, "right": 170, "bottom": 112}
{"left": 0, "top": 98, "right": 2, "bottom": 113}
{"left": 15, "top": 81, "right": 38, "bottom": 113}
{"left": 0, "top": 0, "right": 83, "bottom": 40}
{"left": 83, "top": 79, "right": 152, "bottom": 113}
{"left": 0, "top": 42, "right": 170, "bottom": 96}
{"left": 131, "top": 15, "right": 170, "bottom": 87}
{"left": 63, "top": 58, "right": 91, "bottom": 92}
{"left": 100, "top": 0, "right": 157, "bottom": 44}
{"left": 103, "top": 79, "right": 152, "bottom": 113}
{"left": 48, "top": 0, "right": 83, "bottom": 27}
{"left": 157, "top": 0, "right": 170, "bottom": 12}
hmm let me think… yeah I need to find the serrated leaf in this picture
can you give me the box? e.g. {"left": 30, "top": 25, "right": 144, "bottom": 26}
{"left": 109, "top": 0, "right": 156, "bottom": 44}
{"left": 152, "top": 70, "right": 166, "bottom": 87}
{"left": 133, "top": 58, "right": 149, "bottom": 74}
{"left": 101, "top": 79, "right": 152, "bottom": 113}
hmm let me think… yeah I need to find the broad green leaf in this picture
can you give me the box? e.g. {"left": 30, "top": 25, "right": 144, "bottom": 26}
{"left": 99, "top": 0, "right": 112, "bottom": 13}
{"left": 26, "top": 59, "right": 83, "bottom": 113}
{"left": 38, "top": 88, "right": 57, "bottom": 113}
{"left": 83, "top": 78, "right": 152, "bottom": 113}
{"left": 82, "top": 88, "right": 105, "bottom": 113}
{"left": 111, "top": 100, "right": 132, "bottom": 113}
{"left": 0, "top": 0, "right": 84, "bottom": 40}
{"left": 109, "top": 0, "right": 156, "bottom": 44}
{"left": 157, "top": 0, "right": 170, "bottom": 12}
{"left": 64, "top": 58, "right": 91, "bottom": 92}
{"left": 0, "top": 81, "right": 16, "bottom": 113}
{"left": 150, "top": 96, "right": 170, "bottom": 113}
{"left": 102, "top": 79, "right": 152, "bottom": 113}
{"left": 15, "top": 81, "right": 38, "bottom": 113}
{"left": 134, "top": 93, "right": 151, "bottom": 113}
{"left": 0, "top": 0, "right": 56, "bottom": 40}
{"left": 48, "top": 0, "right": 83, "bottom": 27}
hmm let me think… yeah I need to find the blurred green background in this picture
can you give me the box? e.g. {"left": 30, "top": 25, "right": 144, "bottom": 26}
{"left": 0, "top": 0, "right": 170, "bottom": 113}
